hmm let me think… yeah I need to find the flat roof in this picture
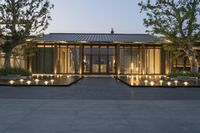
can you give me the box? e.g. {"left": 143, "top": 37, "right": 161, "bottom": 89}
{"left": 37, "top": 33, "right": 159, "bottom": 43}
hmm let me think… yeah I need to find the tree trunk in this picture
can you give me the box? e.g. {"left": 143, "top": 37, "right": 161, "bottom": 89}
{"left": 4, "top": 50, "right": 12, "bottom": 68}
{"left": 189, "top": 54, "right": 199, "bottom": 73}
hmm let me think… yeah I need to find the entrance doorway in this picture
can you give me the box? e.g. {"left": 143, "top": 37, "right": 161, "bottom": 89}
{"left": 83, "top": 45, "right": 116, "bottom": 74}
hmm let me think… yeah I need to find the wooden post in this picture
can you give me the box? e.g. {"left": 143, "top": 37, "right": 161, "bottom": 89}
{"left": 161, "top": 47, "right": 166, "bottom": 75}
{"left": 116, "top": 44, "right": 120, "bottom": 75}
{"left": 79, "top": 44, "right": 83, "bottom": 75}
{"left": 53, "top": 44, "right": 57, "bottom": 74}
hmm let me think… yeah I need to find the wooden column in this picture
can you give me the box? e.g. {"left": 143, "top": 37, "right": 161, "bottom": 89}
{"left": 79, "top": 44, "right": 83, "bottom": 75}
{"left": 116, "top": 44, "right": 120, "bottom": 75}
{"left": 28, "top": 55, "right": 32, "bottom": 73}
{"left": 141, "top": 45, "right": 146, "bottom": 75}
{"left": 161, "top": 47, "right": 166, "bottom": 75}
{"left": 53, "top": 44, "right": 58, "bottom": 74}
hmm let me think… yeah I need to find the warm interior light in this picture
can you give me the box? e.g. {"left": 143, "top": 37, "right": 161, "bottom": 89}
{"left": 131, "top": 63, "right": 134, "bottom": 70}
{"left": 9, "top": 80, "right": 14, "bottom": 85}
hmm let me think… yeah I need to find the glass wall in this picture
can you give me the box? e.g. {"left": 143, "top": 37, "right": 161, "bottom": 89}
{"left": 108, "top": 46, "right": 115, "bottom": 73}
{"left": 31, "top": 44, "right": 161, "bottom": 75}
{"left": 83, "top": 45, "right": 116, "bottom": 74}
{"left": 84, "top": 46, "right": 91, "bottom": 73}
{"left": 120, "top": 46, "right": 161, "bottom": 75}
{"left": 145, "top": 47, "right": 161, "bottom": 74}
{"left": 58, "top": 45, "right": 80, "bottom": 74}
{"left": 120, "top": 46, "right": 141, "bottom": 74}
{"left": 32, "top": 45, "right": 53, "bottom": 74}
{"left": 32, "top": 44, "right": 80, "bottom": 74}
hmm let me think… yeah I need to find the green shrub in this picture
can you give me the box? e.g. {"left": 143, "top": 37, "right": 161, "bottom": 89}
{"left": 168, "top": 70, "right": 200, "bottom": 78}
{"left": 0, "top": 67, "right": 31, "bottom": 76}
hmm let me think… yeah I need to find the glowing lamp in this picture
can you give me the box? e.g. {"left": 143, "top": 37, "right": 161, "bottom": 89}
{"left": 144, "top": 80, "right": 148, "bottom": 85}
{"left": 44, "top": 81, "right": 48, "bottom": 85}
{"left": 35, "top": 79, "right": 39, "bottom": 84}
{"left": 159, "top": 80, "right": 163, "bottom": 85}
{"left": 9, "top": 80, "right": 15, "bottom": 85}
{"left": 184, "top": 82, "right": 189, "bottom": 86}
{"left": 20, "top": 79, "right": 24, "bottom": 83}
{"left": 27, "top": 80, "right": 31, "bottom": 85}
{"left": 174, "top": 80, "right": 178, "bottom": 85}
{"left": 50, "top": 79, "right": 54, "bottom": 84}
{"left": 150, "top": 81, "right": 154, "bottom": 86}
{"left": 167, "top": 82, "right": 171, "bottom": 86}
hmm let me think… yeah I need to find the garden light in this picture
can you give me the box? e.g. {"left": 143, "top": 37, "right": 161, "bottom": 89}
{"left": 150, "top": 81, "right": 154, "bottom": 86}
{"left": 174, "top": 80, "right": 178, "bottom": 86}
{"left": 27, "top": 80, "right": 31, "bottom": 85}
{"left": 159, "top": 80, "right": 163, "bottom": 85}
{"left": 35, "top": 79, "right": 39, "bottom": 84}
{"left": 184, "top": 82, "right": 189, "bottom": 86}
{"left": 9, "top": 80, "right": 14, "bottom": 85}
{"left": 44, "top": 81, "right": 48, "bottom": 85}
{"left": 167, "top": 82, "right": 171, "bottom": 86}
{"left": 144, "top": 80, "right": 148, "bottom": 85}
{"left": 50, "top": 79, "right": 54, "bottom": 84}
{"left": 20, "top": 79, "right": 24, "bottom": 83}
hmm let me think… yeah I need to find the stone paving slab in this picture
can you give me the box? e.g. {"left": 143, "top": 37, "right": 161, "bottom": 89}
{"left": 0, "top": 100, "right": 199, "bottom": 133}
{"left": 0, "top": 78, "right": 200, "bottom": 133}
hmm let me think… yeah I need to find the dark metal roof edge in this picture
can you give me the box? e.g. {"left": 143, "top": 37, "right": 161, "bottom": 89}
{"left": 48, "top": 33, "right": 153, "bottom": 36}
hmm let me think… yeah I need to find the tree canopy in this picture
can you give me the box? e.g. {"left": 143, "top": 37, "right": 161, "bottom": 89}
{"left": 139, "top": 0, "right": 200, "bottom": 73}
{"left": 0, "top": 0, "right": 54, "bottom": 67}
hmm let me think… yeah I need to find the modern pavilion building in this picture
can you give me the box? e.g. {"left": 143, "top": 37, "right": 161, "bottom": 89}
{"left": 27, "top": 33, "right": 172, "bottom": 76}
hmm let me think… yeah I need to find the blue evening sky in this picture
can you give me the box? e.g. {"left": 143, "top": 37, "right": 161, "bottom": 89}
{"left": 46, "top": 0, "right": 147, "bottom": 34}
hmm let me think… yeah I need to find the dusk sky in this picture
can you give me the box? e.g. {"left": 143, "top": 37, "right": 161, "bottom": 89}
{"left": 46, "top": 0, "right": 147, "bottom": 34}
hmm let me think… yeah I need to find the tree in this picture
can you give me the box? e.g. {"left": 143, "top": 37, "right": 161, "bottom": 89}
{"left": 139, "top": 0, "right": 200, "bottom": 73}
{"left": 0, "top": 0, "right": 54, "bottom": 68}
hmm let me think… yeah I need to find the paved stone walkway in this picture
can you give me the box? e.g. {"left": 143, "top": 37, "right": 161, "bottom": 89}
{"left": 0, "top": 77, "right": 200, "bottom": 133}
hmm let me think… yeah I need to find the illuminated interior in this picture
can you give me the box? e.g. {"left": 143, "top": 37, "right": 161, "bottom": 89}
{"left": 29, "top": 43, "right": 164, "bottom": 75}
